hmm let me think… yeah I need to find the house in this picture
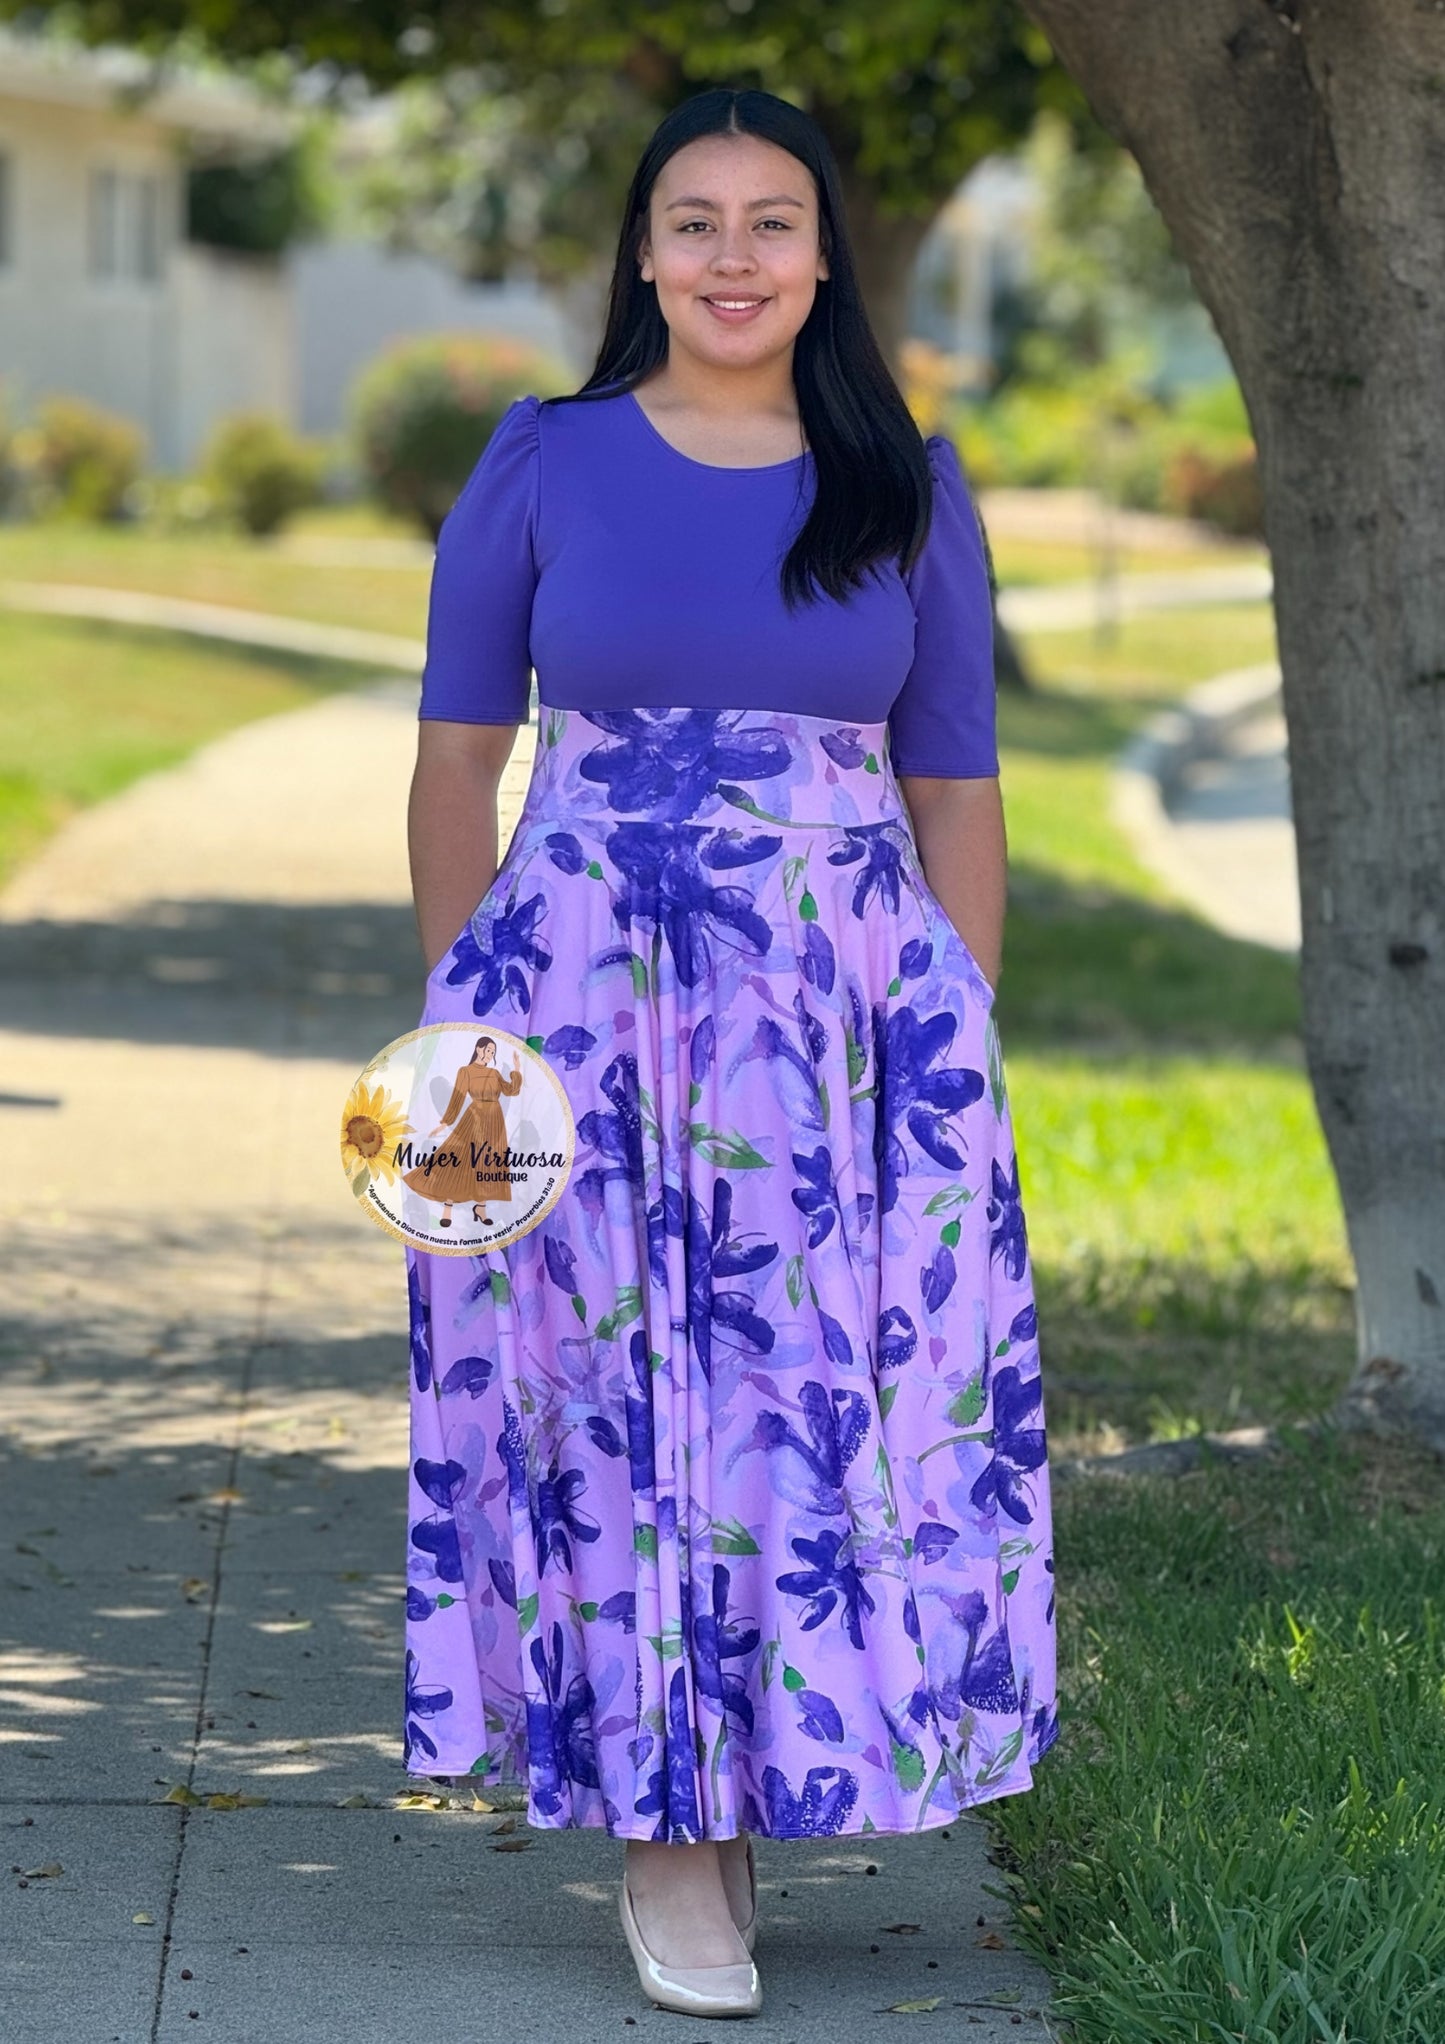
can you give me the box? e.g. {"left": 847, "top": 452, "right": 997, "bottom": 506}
{"left": 0, "top": 27, "right": 304, "bottom": 469}
{"left": 0, "top": 29, "right": 580, "bottom": 474}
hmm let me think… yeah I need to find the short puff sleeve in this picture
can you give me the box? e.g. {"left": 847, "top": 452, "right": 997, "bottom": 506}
{"left": 887, "top": 434, "right": 999, "bottom": 779}
{"left": 417, "top": 394, "right": 540, "bottom": 726}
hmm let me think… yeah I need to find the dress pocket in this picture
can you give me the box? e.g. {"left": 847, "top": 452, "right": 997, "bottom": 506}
{"left": 424, "top": 843, "right": 522, "bottom": 992}
{"left": 901, "top": 853, "right": 998, "bottom": 1009}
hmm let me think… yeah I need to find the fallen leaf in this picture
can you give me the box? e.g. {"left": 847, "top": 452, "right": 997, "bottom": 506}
{"left": 882, "top": 1923, "right": 923, "bottom": 1935}
{"left": 337, "top": 1794, "right": 375, "bottom": 1809}
{"left": 241, "top": 1689, "right": 282, "bottom": 1700}
{"left": 394, "top": 1793, "right": 447, "bottom": 1808}
{"left": 20, "top": 1862, "right": 62, "bottom": 1879}
{"left": 491, "top": 1816, "right": 518, "bottom": 1835}
{"left": 204, "top": 1792, "right": 270, "bottom": 1810}
{"left": 160, "top": 1785, "right": 202, "bottom": 1806}
{"left": 132, "top": 1912, "right": 154, "bottom": 1925}
{"left": 975, "top": 1930, "right": 1007, "bottom": 1950}
{"left": 284, "top": 1740, "right": 313, "bottom": 1754}
{"left": 884, "top": 1997, "right": 941, "bottom": 2014}
{"left": 180, "top": 1579, "right": 211, "bottom": 1602}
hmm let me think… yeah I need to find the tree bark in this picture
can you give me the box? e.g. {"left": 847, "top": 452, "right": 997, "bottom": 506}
{"left": 1020, "top": 0, "right": 1445, "bottom": 1439}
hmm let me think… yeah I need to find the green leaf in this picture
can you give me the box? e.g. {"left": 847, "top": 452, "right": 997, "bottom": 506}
{"left": 516, "top": 1591, "right": 539, "bottom": 1633}
{"left": 710, "top": 1516, "right": 761, "bottom": 1557}
{"left": 571, "top": 1293, "right": 587, "bottom": 1322}
{"left": 489, "top": 1270, "right": 511, "bottom": 1304}
{"left": 993, "top": 1338, "right": 1011, "bottom": 1356}
{"left": 946, "top": 1375, "right": 986, "bottom": 1427}
{"left": 878, "top": 1380, "right": 899, "bottom": 1422}
{"left": 864, "top": 752, "right": 879, "bottom": 774}
{"left": 634, "top": 1523, "right": 658, "bottom": 1562}
{"left": 888, "top": 976, "right": 902, "bottom": 998}
{"left": 629, "top": 954, "right": 648, "bottom": 997}
{"left": 1001, "top": 1569, "right": 1019, "bottom": 1595}
{"left": 435, "top": 1592, "right": 455, "bottom": 1608}
{"left": 940, "top": 1219, "right": 961, "bottom": 1247}
{"left": 689, "top": 1080, "right": 702, "bottom": 1107}
{"left": 525, "top": 1034, "right": 545, "bottom": 1051}
{"left": 578, "top": 1600, "right": 599, "bottom": 1621}
{"left": 785, "top": 1253, "right": 805, "bottom": 1308}
{"left": 686, "top": 1123, "right": 768, "bottom": 1170}
{"left": 924, "top": 1182, "right": 974, "bottom": 1213}
{"left": 585, "top": 860, "right": 603, "bottom": 879}
{"left": 799, "top": 888, "right": 817, "bottom": 921}
{"left": 782, "top": 1663, "right": 806, "bottom": 1692}
{"left": 890, "top": 1737, "right": 927, "bottom": 1793}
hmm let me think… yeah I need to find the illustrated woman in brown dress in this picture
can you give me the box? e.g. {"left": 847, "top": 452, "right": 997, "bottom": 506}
{"left": 401, "top": 1035, "right": 523, "bottom": 1228}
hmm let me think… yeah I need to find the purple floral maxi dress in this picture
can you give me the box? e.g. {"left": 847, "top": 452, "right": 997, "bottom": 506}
{"left": 402, "top": 702, "right": 1058, "bottom": 1841}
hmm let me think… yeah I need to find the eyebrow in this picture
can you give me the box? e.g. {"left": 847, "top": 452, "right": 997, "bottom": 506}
{"left": 662, "top": 195, "right": 806, "bottom": 212}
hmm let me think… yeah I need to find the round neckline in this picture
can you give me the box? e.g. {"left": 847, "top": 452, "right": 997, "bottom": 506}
{"left": 623, "top": 388, "right": 811, "bottom": 474}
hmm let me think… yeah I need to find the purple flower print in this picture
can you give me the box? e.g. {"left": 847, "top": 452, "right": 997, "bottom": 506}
{"left": 969, "top": 1365, "right": 1046, "bottom": 1527}
{"left": 574, "top": 1053, "right": 645, "bottom": 1214}
{"left": 791, "top": 1142, "right": 842, "bottom": 1248}
{"left": 403, "top": 1646, "right": 453, "bottom": 1768}
{"left": 757, "top": 1762, "right": 860, "bottom": 1837}
{"left": 437, "top": 889, "right": 552, "bottom": 1016}
{"left": 535, "top": 1457, "right": 602, "bottom": 1574}
{"left": 690, "top": 1562, "right": 761, "bottom": 1735}
{"left": 686, "top": 1176, "right": 778, "bottom": 1384}
{"left": 408, "top": 1260, "right": 431, "bottom": 1394}
{"left": 877, "top": 1303, "right": 919, "bottom": 1373}
{"left": 578, "top": 708, "right": 793, "bottom": 820}
{"left": 819, "top": 726, "right": 869, "bottom": 770}
{"left": 828, "top": 825, "right": 909, "bottom": 922}
{"left": 527, "top": 1621, "right": 600, "bottom": 1817}
{"left": 606, "top": 821, "right": 775, "bottom": 989}
{"left": 872, "top": 1004, "right": 986, "bottom": 1215}
{"left": 988, "top": 1154, "right": 1029, "bottom": 1281}
{"left": 411, "top": 1456, "right": 466, "bottom": 1583}
{"left": 663, "top": 1662, "right": 703, "bottom": 1839}
{"left": 742, "top": 1378, "right": 870, "bottom": 1514}
{"left": 796, "top": 1688, "right": 845, "bottom": 1743}
{"left": 775, "top": 1526, "right": 877, "bottom": 1649}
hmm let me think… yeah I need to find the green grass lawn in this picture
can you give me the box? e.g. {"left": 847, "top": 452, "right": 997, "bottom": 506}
{"left": 979, "top": 606, "right": 1442, "bottom": 2042}
{"left": 0, "top": 519, "right": 432, "bottom": 641}
{"left": 0, "top": 610, "right": 384, "bottom": 884}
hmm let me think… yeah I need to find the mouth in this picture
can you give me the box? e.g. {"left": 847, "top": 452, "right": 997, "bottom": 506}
{"left": 701, "top": 295, "right": 771, "bottom": 322}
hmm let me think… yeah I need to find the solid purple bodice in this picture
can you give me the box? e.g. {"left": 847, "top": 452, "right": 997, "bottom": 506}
{"left": 417, "top": 384, "right": 998, "bottom": 779}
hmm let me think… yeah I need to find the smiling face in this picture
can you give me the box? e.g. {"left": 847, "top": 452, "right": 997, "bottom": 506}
{"left": 638, "top": 133, "right": 829, "bottom": 373}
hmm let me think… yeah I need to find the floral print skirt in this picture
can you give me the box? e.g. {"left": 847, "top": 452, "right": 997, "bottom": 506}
{"left": 403, "top": 704, "right": 1058, "bottom": 1840}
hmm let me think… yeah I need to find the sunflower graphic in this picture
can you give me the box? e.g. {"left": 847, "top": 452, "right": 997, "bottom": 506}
{"left": 341, "top": 1077, "right": 412, "bottom": 1196}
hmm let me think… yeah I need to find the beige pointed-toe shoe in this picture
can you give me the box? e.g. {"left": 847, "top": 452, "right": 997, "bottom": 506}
{"left": 619, "top": 1865, "right": 763, "bottom": 2018}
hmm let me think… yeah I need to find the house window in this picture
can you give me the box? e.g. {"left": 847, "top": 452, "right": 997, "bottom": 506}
{"left": 88, "top": 166, "right": 168, "bottom": 284}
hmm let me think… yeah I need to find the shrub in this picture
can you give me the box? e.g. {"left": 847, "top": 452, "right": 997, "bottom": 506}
{"left": 26, "top": 395, "right": 146, "bottom": 521}
{"left": 200, "top": 412, "right": 324, "bottom": 537}
{"left": 349, "top": 334, "right": 565, "bottom": 539}
{"left": 1163, "top": 444, "right": 1265, "bottom": 538}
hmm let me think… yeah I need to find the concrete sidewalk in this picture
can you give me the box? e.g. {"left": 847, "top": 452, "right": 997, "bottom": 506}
{"left": 0, "top": 679, "right": 1057, "bottom": 2041}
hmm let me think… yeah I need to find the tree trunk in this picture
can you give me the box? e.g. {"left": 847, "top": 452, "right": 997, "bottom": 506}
{"left": 832, "top": 157, "right": 939, "bottom": 380}
{"left": 1021, "top": 0, "right": 1445, "bottom": 1440}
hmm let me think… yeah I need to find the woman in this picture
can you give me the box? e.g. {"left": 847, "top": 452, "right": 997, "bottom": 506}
{"left": 399, "top": 1034, "right": 524, "bottom": 1229}
{"left": 404, "top": 86, "right": 1057, "bottom": 2021}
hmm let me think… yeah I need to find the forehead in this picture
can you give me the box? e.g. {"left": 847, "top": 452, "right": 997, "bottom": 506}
{"left": 654, "top": 133, "right": 814, "bottom": 209}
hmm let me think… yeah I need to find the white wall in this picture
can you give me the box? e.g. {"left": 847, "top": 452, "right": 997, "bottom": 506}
{"left": 167, "top": 243, "right": 294, "bottom": 468}
{"left": 292, "top": 235, "right": 580, "bottom": 437}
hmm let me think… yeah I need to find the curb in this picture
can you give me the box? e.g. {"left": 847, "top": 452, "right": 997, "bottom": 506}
{"left": 1108, "top": 659, "right": 1282, "bottom": 877}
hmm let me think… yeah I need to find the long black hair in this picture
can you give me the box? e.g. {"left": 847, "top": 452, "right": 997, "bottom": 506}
{"left": 541, "top": 87, "right": 935, "bottom": 611}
